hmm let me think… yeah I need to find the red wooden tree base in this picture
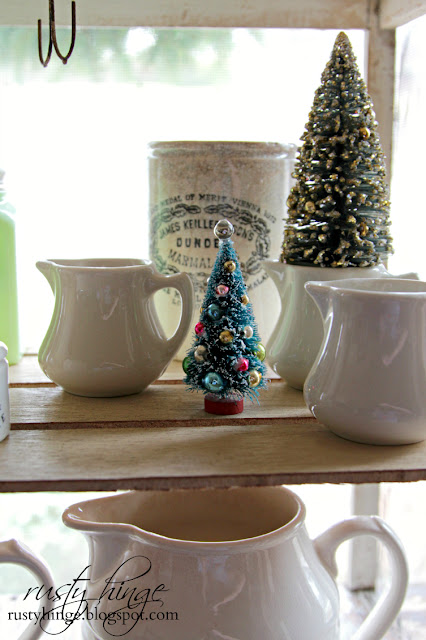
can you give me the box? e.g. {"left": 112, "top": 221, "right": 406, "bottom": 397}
{"left": 204, "top": 394, "right": 244, "bottom": 415}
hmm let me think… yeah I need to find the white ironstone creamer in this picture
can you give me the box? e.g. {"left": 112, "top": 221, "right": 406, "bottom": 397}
{"left": 148, "top": 141, "right": 296, "bottom": 359}
{"left": 63, "top": 486, "right": 408, "bottom": 640}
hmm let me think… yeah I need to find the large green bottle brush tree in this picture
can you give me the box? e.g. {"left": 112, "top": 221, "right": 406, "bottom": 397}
{"left": 281, "top": 31, "right": 393, "bottom": 268}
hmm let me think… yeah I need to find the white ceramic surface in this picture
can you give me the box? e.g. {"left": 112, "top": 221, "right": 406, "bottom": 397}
{"left": 37, "top": 258, "right": 194, "bottom": 397}
{"left": 63, "top": 487, "right": 408, "bottom": 640}
{"left": 0, "top": 538, "right": 54, "bottom": 639}
{"left": 304, "top": 278, "right": 426, "bottom": 445}
{"left": 148, "top": 141, "right": 296, "bottom": 360}
{"left": 263, "top": 261, "right": 417, "bottom": 390}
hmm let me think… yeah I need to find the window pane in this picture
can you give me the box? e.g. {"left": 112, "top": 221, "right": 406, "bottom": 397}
{"left": 0, "top": 27, "right": 365, "bottom": 352}
{"left": 389, "top": 16, "right": 426, "bottom": 281}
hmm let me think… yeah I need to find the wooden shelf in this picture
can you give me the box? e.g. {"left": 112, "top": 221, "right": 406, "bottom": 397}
{"left": 3, "top": 356, "right": 426, "bottom": 492}
{"left": 0, "top": 0, "right": 371, "bottom": 29}
{"left": 3, "top": 0, "right": 425, "bottom": 29}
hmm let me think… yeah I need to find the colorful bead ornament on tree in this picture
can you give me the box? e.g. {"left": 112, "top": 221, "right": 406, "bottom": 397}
{"left": 253, "top": 343, "right": 266, "bottom": 362}
{"left": 206, "top": 303, "right": 223, "bottom": 321}
{"left": 216, "top": 284, "right": 229, "bottom": 297}
{"left": 234, "top": 357, "right": 249, "bottom": 372}
{"left": 183, "top": 218, "right": 267, "bottom": 414}
{"left": 243, "top": 325, "right": 254, "bottom": 339}
{"left": 194, "top": 344, "right": 208, "bottom": 363}
{"left": 203, "top": 372, "right": 224, "bottom": 392}
{"left": 182, "top": 355, "right": 191, "bottom": 374}
{"left": 224, "top": 260, "right": 236, "bottom": 273}
{"left": 249, "top": 370, "right": 262, "bottom": 388}
{"left": 195, "top": 322, "right": 205, "bottom": 336}
{"left": 219, "top": 330, "right": 234, "bottom": 344}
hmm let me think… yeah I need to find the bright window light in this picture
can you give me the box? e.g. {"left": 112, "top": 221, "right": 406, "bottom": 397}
{"left": 0, "top": 27, "right": 366, "bottom": 354}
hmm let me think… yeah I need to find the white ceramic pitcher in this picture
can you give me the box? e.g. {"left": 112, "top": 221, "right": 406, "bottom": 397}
{"left": 263, "top": 261, "right": 417, "bottom": 390}
{"left": 37, "top": 258, "right": 194, "bottom": 397}
{"left": 0, "top": 538, "right": 54, "bottom": 639}
{"left": 304, "top": 278, "right": 426, "bottom": 445}
{"left": 63, "top": 487, "right": 408, "bottom": 640}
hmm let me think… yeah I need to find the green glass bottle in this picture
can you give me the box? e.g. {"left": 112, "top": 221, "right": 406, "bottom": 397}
{"left": 0, "top": 170, "right": 20, "bottom": 364}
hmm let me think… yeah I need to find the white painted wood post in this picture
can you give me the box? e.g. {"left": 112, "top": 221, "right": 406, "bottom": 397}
{"left": 345, "top": 3, "right": 397, "bottom": 592}
{"left": 346, "top": 484, "right": 381, "bottom": 590}
{"left": 366, "top": 0, "right": 396, "bottom": 181}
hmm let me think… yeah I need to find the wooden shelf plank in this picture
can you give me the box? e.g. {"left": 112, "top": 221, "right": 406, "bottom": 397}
{"left": 8, "top": 356, "right": 278, "bottom": 387}
{"left": 8, "top": 356, "right": 189, "bottom": 386}
{"left": 5, "top": 355, "right": 426, "bottom": 492}
{"left": 10, "top": 381, "right": 309, "bottom": 429}
{"left": 9, "top": 355, "right": 52, "bottom": 387}
{"left": 380, "top": 0, "right": 426, "bottom": 28}
{"left": 0, "top": 421, "right": 425, "bottom": 492}
{"left": 1, "top": 0, "right": 370, "bottom": 29}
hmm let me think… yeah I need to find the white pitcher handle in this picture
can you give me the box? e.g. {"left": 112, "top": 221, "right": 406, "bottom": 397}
{"left": 0, "top": 539, "right": 54, "bottom": 640}
{"left": 314, "top": 516, "right": 408, "bottom": 640}
{"left": 146, "top": 271, "right": 194, "bottom": 359}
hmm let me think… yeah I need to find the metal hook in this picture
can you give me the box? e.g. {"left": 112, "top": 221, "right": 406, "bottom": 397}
{"left": 38, "top": 0, "right": 76, "bottom": 67}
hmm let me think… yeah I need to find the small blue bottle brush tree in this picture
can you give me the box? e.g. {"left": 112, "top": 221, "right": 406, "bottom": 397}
{"left": 183, "top": 219, "right": 267, "bottom": 414}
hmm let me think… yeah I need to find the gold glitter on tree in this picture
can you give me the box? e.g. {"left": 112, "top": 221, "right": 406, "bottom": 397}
{"left": 281, "top": 31, "right": 393, "bottom": 268}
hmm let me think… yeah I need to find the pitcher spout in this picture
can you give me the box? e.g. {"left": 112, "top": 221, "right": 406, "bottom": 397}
{"left": 263, "top": 259, "right": 287, "bottom": 288}
{"left": 36, "top": 260, "right": 56, "bottom": 294}
{"left": 304, "top": 281, "right": 331, "bottom": 321}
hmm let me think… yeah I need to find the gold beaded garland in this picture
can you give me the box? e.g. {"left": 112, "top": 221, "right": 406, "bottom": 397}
{"left": 219, "top": 330, "right": 233, "bottom": 344}
{"left": 224, "top": 260, "right": 236, "bottom": 273}
{"left": 304, "top": 201, "right": 316, "bottom": 214}
{"left": 359, "top": 127, "right": 370, "bottom": 139}
{"left": 241, "top": 294, "right": 249, "bottom": 306}
{"left": 359, "top": 221, "right": 369, "bottom": 237}
{"left": 287, "top": 194, "right": 297, "bottom": 208}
